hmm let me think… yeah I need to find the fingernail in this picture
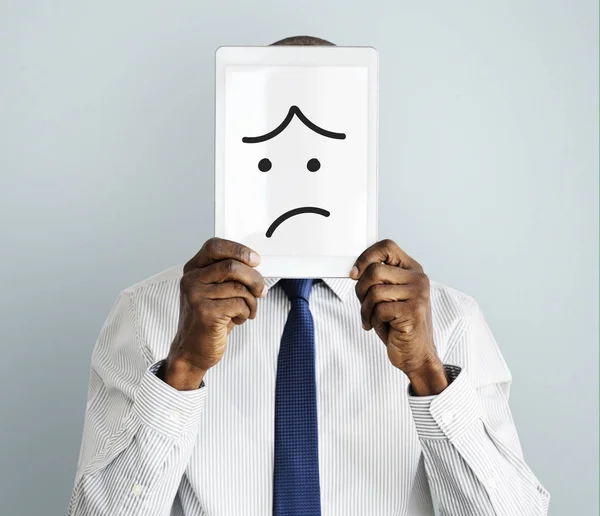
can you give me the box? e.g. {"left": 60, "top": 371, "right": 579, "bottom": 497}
{"left": 250, "top": 252, "right": 261, "bottom": 266}
{"left": 362, "top": 322, "right": 367, "bottom": 330}
{"left": 350, "top": 266, "right": 359, "bottom": 279}
{"left": 261, "top": 285, "right": 268, "bottom": 297}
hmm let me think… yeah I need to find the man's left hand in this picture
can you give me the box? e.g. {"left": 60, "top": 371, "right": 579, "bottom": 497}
{"left": 350, "top": 239, "right": 449, "bottom": 396}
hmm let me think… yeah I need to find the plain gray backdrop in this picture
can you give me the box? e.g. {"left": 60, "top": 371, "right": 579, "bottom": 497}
{"left": 0, "top": 1, "right": 597, "bottom": 515}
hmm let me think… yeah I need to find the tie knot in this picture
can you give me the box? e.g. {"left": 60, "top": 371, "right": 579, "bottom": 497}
{"left": 279, "top": 278, "right": 314, "bottom": 303}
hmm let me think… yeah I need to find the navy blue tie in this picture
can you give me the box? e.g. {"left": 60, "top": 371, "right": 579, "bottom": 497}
{"left": 273, "top": 278, "right": 322, "bottom": 516}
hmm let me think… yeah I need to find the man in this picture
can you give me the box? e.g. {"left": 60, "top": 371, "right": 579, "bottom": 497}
{"left": 69, "top": 36, "right": 549, "bottom": 516}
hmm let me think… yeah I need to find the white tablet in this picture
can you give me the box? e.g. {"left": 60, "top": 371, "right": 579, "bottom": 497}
{"left": 215, "top": 45, "right": 378, "bottom": 278}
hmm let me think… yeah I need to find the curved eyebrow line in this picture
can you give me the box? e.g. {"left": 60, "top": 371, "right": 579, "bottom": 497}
{"left": 242, "top": 105, "right": 346, "bottom": 143}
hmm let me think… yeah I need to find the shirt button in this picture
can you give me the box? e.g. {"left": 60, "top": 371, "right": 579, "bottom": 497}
{"left": 441, "top": 411, "right": 454, "bottom": 425}
{"left": 169, "top": 410, "right": 181, "bottom": 423}
{"left": 131, "top": 483, "right": 144, "bottom": 497}
{"left": 487, "top": 476, "right": 498, "bottom": 489}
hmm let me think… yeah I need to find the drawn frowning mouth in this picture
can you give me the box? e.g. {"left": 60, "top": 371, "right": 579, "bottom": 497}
{"left": 266, "top": 207, "right": 330, "bottom": 238}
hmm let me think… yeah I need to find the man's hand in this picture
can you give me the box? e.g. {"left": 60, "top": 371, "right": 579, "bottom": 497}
{"left": 350, "top": 239, "right": 448, "bottom": 395}
{"left": 164, "top": 238, "right": 267, "bottom": 390}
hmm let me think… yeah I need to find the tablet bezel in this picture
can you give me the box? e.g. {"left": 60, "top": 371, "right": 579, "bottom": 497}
{"left": 214, "top": 45, "right": 378, "bottom": 278}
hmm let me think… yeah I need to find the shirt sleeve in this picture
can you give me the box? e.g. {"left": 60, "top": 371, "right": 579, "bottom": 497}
{"left": 68, "top": 291, "right": 207, "bottom": 516}
{"left": 407, "top": 300, "right": 550, "bottom": 515}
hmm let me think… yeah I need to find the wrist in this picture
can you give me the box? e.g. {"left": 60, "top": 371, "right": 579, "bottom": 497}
{"left": 406, "top": 357, "right": 448, "bottom": 396}
{"left": 163, "top": 356, "right": 207, "bottom": 391}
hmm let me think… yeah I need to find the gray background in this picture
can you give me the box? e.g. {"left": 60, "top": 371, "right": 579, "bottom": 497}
{"left": 0, "top": 1, "right": 597, "bottom": 515}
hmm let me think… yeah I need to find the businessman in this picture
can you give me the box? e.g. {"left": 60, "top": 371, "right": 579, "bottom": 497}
{"left": 69, "top": 36, "right": 549, "bottom": 516}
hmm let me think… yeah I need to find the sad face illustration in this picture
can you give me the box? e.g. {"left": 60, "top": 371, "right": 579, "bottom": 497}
{"left": 242, "top": 105, "right": 347, "bottom": 238}
{"left": 220, "top": 63, "right": 370, "bottom": 263}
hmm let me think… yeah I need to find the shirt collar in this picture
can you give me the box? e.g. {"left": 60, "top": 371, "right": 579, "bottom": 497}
{"left": 263, "top": 277, "right": 355, "bottom": 303}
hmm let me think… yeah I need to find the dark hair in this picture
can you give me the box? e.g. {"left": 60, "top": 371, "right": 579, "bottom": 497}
{"left": 270, "top": 35, "right": 335, "bottom": 46}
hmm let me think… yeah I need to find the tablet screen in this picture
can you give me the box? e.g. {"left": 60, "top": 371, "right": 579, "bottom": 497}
{"left": 222, "top": 64, "right": 370, "bottom": 257}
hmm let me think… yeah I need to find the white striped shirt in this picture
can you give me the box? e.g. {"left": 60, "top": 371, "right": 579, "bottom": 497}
{"left": 69, "top": 265, "right": 550, "bottom": 515}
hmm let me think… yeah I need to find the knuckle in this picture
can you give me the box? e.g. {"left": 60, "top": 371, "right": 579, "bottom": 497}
{"left": 182, "top": 259, "right": 194, "bottom": 274}
{"left": 354, "top": 280, "right": 362, "bottom": 298}
{"left": 370, "top": 283, "right": 384, "bottom": 302}
{"left": 203, "top": 237, "right": 221, "bottom": 256}
{"left": 416, "top": 271, "right": 430, "bottom": 289}
{"left": 369, "top": 262, "right": 384, "bottom": 279}
{"left": 223, "top": 258, "right": 237, "bottom": 274}
{"left": 180, "top": 274, "right": 200, "bottom": 300}
{"left": 237, "top": 299, "right": 250, "bottom": 318}
{"left": 179, "top": 274, "right": 190, "bottom": 292}
{"left": 360, "top": 307, "right": 369, "bottom": 323}
{"left": 236, "top": 244, "right": 251, "bottom": 263}
{"left": 232, "top": 281, "right": 246, "bottom": 295}
{"left": 362, "top": 264, "right": 374, "bottom": 281}
{"left": 381, "top": 238, "right": 396, "bottom": 250}
{"left": 373, "top": 302, "right": 384, "bottom": 318}
{"left": 241, "top": 298, "right": 251, "bottom": 314}
{"left": 249, "top": 271, "right": 263, "bottom": 293}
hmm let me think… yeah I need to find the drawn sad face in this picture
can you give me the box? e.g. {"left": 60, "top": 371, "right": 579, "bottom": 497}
{"left": 242, "top": 105, "right": 346, "bottom": 238}
{"left": 222, "top": 64, "right": 369, "bottom": 258}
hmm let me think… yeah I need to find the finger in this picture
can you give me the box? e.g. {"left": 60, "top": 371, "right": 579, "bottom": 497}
{"left": 369, "top": 301, "right": 406, "bottom": 346}
{"left": 354, "top": 263, "right": 415, "bottom": 303}
{"left": 350, "top": 239, "right": 422, "bottom": 279}
{"left": 200, "top": 281, "right": 258, "bottom": 319}
{"left": 371, "top": 301, "right": 404, "bottom": 330}
{"left": 361, "top": 284, "right": 416, "bottom": 330}
{"left": 195, "top": 259, "right": 266, "bottom": 298}
{"left": 215, "top": 297, "right": 251, "bottom": 325}
{"left": 185, "top": 238, "right": 261, "bottom": 272}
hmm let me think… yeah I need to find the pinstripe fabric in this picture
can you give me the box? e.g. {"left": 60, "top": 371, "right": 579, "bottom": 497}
{"left": 69, "top": 265, "right": 550, "bottom": 516}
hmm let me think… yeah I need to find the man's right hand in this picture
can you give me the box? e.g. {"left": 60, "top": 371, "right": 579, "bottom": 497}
{"left": 163, "top": 238, "right": 267, "bottom": 390}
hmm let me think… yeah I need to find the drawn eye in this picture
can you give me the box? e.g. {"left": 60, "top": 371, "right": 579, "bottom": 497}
{"left": 307, "top": 158, "right": 320, "bottom": 172}
{"left": 258, "top": 158, "right": 272, "bottom": 172}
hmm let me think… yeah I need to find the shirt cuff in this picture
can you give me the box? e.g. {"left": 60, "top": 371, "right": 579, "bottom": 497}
{"left": 408, "top": 365, "right": 482, "bottom": 440}
{"left": 132, "top": 360, "right": 207, "bottom": 439}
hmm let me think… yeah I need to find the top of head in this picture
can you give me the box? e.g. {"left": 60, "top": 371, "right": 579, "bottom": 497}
{"left": 270, "top": 35, "right": 336, "bottom": 47}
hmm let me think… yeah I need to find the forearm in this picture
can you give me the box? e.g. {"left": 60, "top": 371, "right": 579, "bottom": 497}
{"left": 69, "top": 423, "right": 199, "bottom": 516}
{"left": 69, "top": 361, "right": 207, "bottom": 516}
{"left": 409, "top": 366, "right": 549, "bottom": 515}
